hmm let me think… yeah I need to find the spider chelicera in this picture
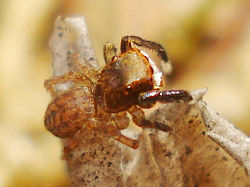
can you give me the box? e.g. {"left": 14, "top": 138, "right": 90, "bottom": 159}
{"left": 44, "top": 36, "right": 192, "bottom": 153}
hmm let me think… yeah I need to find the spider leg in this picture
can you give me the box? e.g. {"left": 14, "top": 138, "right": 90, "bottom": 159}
{"left": 106, "top": 124, "right": 141, "bottom": 149}
{"left": 44, "top": 71, "right": 91, "bottom": 97}
{"left": 113, "top": 133, "right": 139, "bottom": 149}
{"left": 63, "top": 127, "right": 86, "bottom": 155}
{"left": 69, "top": 53, "right": 99, "bottom": 82}
{"left": 104, "top": 114, "right": 140, "bottom": 149}
{"left": 103, "top": 42, "right": 117, "bottom": 64}
{"left": 138, "top": 89, "right": 192, "bottom": 108}
{"left": 120, "top": 35, "right": 168, "bottom": 62}
{"left": 120, "top": 36, "right": 171, "bottom": 87}
{"left": 112, "top": 111, "right": 130, "bottom": 130}
{"left": 128, "top": 105, "right": 172, "bottom": 132}
{"left": 63, "top": 119, "right": 97, "bottom": 155}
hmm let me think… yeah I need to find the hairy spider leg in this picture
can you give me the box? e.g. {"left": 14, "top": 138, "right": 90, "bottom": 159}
{"left": 128, "top": 105, "right": 172, "bottom": 132}
{"left": 63, "top": 128, "right": 85, "bottom": 154}
{"left": 64, "top": 120, "right": 106, "bottom": 154}
{"left": 44, "top": 71, "right": 91, "bottom": 97}
{"left": 138, "top": 89, "right": 193, "bottom": 108}
{"left": 63, "top": 128, "right": 140, "bottom": 153}
{"left": 64, "top": 110, "right": 140, "bottom": 154}
{"left": 106, "top": 112, "right": 140, "bottom": 149}
{"left": 69, "top": 53, "right": 99, "bottom": 83}
{"left": 63, "top": 119, "right": 97, "bottom": 155}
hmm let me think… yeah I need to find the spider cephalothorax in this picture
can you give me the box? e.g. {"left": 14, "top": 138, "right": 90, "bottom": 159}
{"left": 96, "top": 48, "right": 154, "bottom": 112}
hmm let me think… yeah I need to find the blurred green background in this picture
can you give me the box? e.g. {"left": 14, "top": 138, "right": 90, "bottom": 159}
{"left": 0, "top": 0, "right": 249, "bottom": 186}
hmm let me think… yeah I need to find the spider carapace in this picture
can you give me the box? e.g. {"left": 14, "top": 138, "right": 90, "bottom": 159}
{"left": 44, "top": 36, "right": 192, "bottom": 153}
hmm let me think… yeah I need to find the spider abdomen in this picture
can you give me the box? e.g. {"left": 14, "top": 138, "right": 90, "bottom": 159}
{"left": 44, "top": 86, "right": 95, "bottom": 138}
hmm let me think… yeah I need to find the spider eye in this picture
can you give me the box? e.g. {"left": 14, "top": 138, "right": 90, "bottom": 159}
{"left": 126, "top": 85, "right": 132, "bottom": 90}
{"left": 126, "top": 85, "right": 132, "bottom": 92}
{"left": 123, "top": 85, "right": 132, "bottom": 95}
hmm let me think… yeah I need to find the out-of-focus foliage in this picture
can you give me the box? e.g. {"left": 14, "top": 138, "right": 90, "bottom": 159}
{"left": 0, "top": 0, "right": 249, "bottom": 186}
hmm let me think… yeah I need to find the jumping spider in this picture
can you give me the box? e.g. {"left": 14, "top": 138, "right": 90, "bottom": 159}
{"left": 44, "top": 36, "right": 192, "bottom": 153}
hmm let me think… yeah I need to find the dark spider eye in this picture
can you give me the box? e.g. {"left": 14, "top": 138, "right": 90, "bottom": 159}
{"left": 123, "top": 85, "right": 133, "bottom": 96}
{"left": 126, "top": 85, "right": 132, "bottom": 91}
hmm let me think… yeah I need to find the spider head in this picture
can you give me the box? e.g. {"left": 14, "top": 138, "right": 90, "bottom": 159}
{"left": 97, "top": 36, "right": 169, "bottom": 113}
{"left": 97, "top": 48, "right": 154, "bottom": 112}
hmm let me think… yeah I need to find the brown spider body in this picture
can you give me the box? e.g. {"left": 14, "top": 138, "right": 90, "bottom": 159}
{"left": 45, "top": 86, "right": 95, "bottom": 138}
{"left": 44, "top": 36, "right": 192, "bottom": 152}
{"left": 96, "top": 49, "right": 154, "bottom": 113}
